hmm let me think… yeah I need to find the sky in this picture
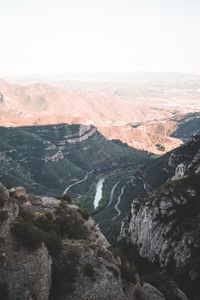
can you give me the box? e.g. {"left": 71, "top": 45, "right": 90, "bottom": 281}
{"left": 0, "top": 0, "right": 200, "bottom": 75}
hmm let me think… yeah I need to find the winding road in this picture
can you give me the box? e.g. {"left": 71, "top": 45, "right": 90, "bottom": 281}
{"left": 107, "top": 181, "right": 121, "bottom": 207}
{"left": 63, "top": 172, "right": 90, "bottom": 195}
{"left": 111, "top": 184, "right": 127, "bottom": 221}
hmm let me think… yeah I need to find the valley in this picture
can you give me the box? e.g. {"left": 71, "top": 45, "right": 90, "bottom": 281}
{"left": 0, "top": 76, "right": 199, "bottom": 241}
{"left": 0, "top": 75, "right": 199, "bottom": 300}
{"left": 0, "top": 123, "right": 148, "bottom": 211}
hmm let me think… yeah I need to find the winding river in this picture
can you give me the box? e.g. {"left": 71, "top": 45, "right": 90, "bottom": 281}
{"left": 94, "top": 177, "right": 105, "bottom": 209}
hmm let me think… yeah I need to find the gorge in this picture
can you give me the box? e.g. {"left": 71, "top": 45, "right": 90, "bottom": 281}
{"left": 0, "top": 76, "right": 199, "bottom": 300}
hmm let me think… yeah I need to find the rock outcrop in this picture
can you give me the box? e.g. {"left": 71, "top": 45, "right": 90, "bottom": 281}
{"left": 0, "top": 182, "right": 170, "bottom": 300}
{"left": 119, "top": 135, "right": 200, "bottom": 299}
{"left": 0, "top": 183, "right": 51, "bottom": 300}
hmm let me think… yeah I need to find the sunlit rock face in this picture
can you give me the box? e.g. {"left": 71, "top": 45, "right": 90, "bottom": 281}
{"left": 0, "top": 78, "right": 200, "bottom": 154}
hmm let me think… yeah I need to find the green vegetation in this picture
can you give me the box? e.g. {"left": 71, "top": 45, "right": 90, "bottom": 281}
{"left": 111, "top": 240, "right": 185, "bottom": 300}
{"left": 96, "top": 169, "right": 134, "bottom": 212}
{"left": 51, "top": 261, "right": 77, "bottom": 295}
{"left": 191, "top": 229, "right": 200, "bottom": 246}
{"left": 84, "top": 263, "right": 95, "bottom": 278}
{"left": 34, "top": 214, "right": 59, "bottom": 234}
{"left": 0, "top": 197, "right": 5, "bottom": 208}
{"left": 62, "top": 194, "right": 72, "bottom": 203}
{"left": 0, "top": 282, "right": 9, "bottom": 300}
{"left": 50, "top": 245, "right": 82, "bottom": 297}
{"left": 0, "top": 210, "right": 8, "bottom": 222}
{"left": 11, "top": 213, "right": 56, "bottom": 252}
{"left": 77, "top": 180, "right": 96, "bottom": 213}
{"left": 55, "top": 213, "right": 89, "bottom": 240}
{"left": 156, "top": 144, "right": 165, "bottom": 152}
{"left": 142, "top": 272, "right": 182, "bottom": 300}
{"left": 12, "top": 218, "right": 45, "bottom": 250}
{"left": 120, "top": 260, "right": 137, "bottom": 283}
{"left": 12, "top": 202, "right": 90, "bottom": 254}
{"left": 44, "top": 232, "right": 62, "bottom": 257}
{"left": 109, "top": 240, "right": 138, "bottom": 284}
{"left": 78, "top": 207, "right": 90, "bottom": 220}
{"left": 149, "top": 154, "right": 161, "bottom": 160}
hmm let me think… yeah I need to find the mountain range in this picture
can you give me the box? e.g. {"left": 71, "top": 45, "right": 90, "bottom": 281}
{"left": 0, "top": 78, "right": 200, "bottom": 154}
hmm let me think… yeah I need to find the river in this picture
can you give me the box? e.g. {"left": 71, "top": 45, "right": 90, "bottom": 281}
{"left": 94, "top": 177, "right": 105, "bottom": 209}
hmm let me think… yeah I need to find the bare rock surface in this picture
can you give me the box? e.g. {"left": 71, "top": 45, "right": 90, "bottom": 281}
{"left": 119, "top": 135, "right": 200, "bottom": 299}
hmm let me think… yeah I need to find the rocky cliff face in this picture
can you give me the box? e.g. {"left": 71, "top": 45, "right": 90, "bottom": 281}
{"left": 0, "top": 182, "right": 170, "bottom": 300}
{"left": 93, "top": 133, "right": 200, "bottom": 244}
{"left": 119, "top": 135, "right": 200, "bottom": 299}
{"left": 0, "top": 183, "right": 125, "bottom": 300}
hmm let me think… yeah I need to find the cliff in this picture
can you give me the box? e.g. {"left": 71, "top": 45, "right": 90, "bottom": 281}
{"left": 119, "top": 135, "right": 200, "bottom": 299}
{"left": 0, "top": 182, "right": 170, "bottom": 300}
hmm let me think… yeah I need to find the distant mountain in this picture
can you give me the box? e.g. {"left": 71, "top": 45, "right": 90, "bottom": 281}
{"left": 5, "top": 71, "right": 200, "bottom": 82}
{"left": 0, "top": 78, "right": 199, "bottom": 154}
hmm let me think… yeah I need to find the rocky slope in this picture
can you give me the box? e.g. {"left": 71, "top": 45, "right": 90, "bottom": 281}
{"left": 0, "top": 123, "right": 147, "bottom": 199}
{"left": 119, "top": 135, "right": 200, "bottom": 299}
{"left": 94, "top": 128, "right": 194, "bottom": 243}
{"left": 0, "top": 182, "right": 173, "bottom": 300}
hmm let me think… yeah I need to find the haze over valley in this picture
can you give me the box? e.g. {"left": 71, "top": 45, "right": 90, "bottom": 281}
{"left": 0, "top": 74, "right": 200, "bottom": 154}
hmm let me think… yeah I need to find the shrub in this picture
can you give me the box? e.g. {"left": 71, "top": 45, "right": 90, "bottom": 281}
{"left": 32, "top": 215, "right": 62, "bottom": 256}
{"left": 84, "top": 263, "right": 95, "bottom": 278}
{"left": 11, "top": 219, "right": 44, "bottom": 250}
{"left": 56, "top": 214, "right": 89, "bottom": 240}
{"left": 0, "top": 282, "right": 9, "bottom": 300}
{"left": 143, "top": 272, "right": 181, "bottom": 300}
{"left": 62, "top": 194, "right": 72, "bottom": 203}
{"left": 67, "top": 247, "right": 81, "bottom": 263}
{"left": 34, "top": 215, "right": 59, "bottom": 234}
{"left": 0, "top": 210, "right": 8, "bottom": 222}
{"left": 0, "top": 197, "right": 5, "bottom": 208}
{"left": 12, "top": 216, "right": 63, "bottom": 256}
{"left": 44, "top": 232, "right": 62, "bottom": 257}
{"left": 121, "top": 261, "right": 137, "bottom": 283}
{"left": 45, "top": 212, "right": 53, "bottom": 221}
{"left": 78, "top": 208, "right": 90, "bottom": 220}
{"left": 51, "top": 261, "right": 77, "bottom": 296}
{"left": 156, "top": 144, "right": 165, "bottom": 152}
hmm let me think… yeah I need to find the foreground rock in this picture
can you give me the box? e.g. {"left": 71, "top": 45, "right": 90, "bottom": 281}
{"left": 0, "top": 182, "right": 170, "bottom": 300}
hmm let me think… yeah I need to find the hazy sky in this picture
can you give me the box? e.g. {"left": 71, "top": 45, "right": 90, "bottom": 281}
{"left": 0, "top": 0, "right": 200, "bottom": 75}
